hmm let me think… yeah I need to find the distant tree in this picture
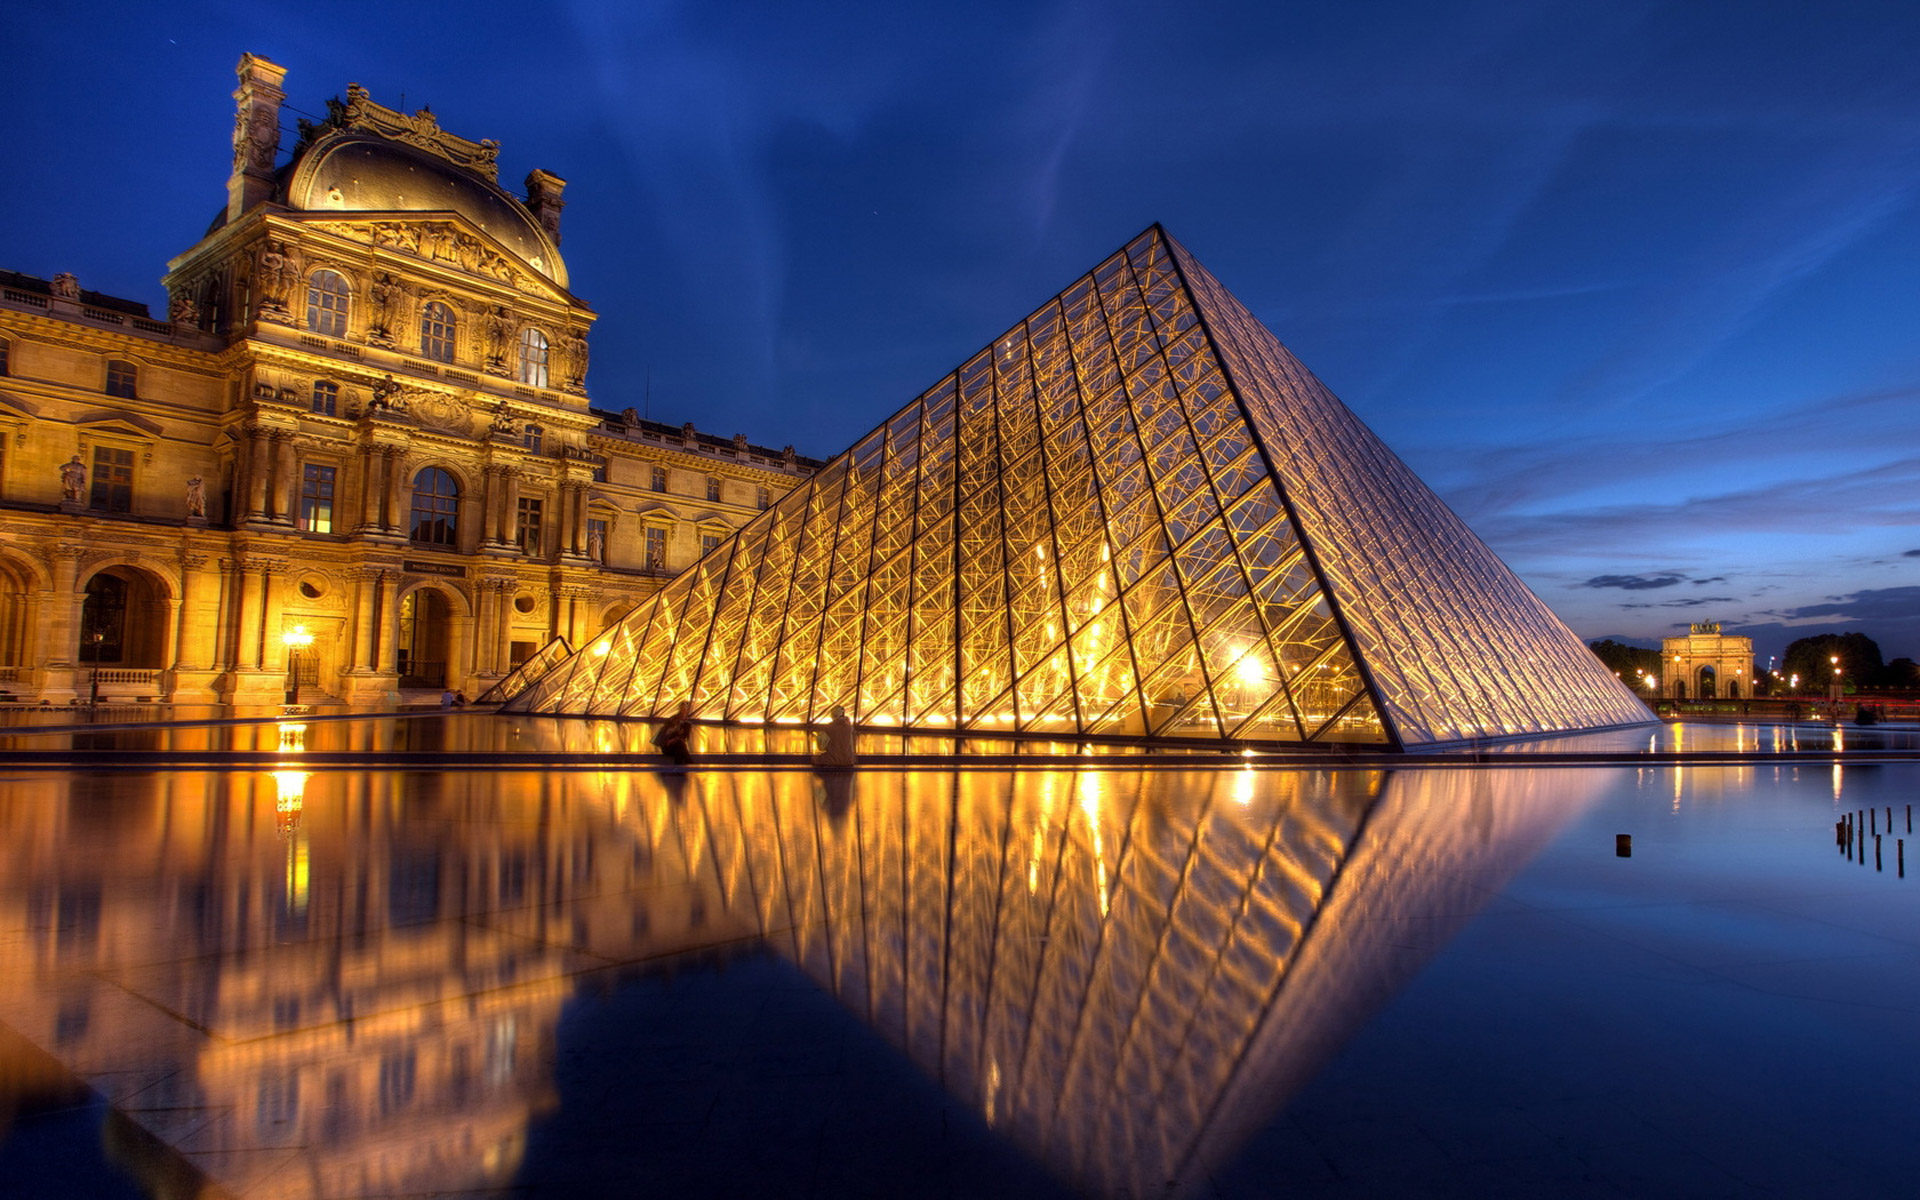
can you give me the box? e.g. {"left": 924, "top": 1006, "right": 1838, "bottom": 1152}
{"left": 1880, "top": 657, "right": 1919, "bottom": 691}
{"left": 1781, "top": 632, "right": 1883, "bottom": 694}
{"left": 1589, "top": 639, "right": 1661, "bottom": 691}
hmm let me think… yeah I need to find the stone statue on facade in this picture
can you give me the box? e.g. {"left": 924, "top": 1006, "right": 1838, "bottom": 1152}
{"left": 731, "top": 433, "right": 749, "bottom": 454}
{"left": 61, "top": 455, "right": 86, "bottom": 501}
{"left": 253, "top": 242, "right": 298, "bottom": 316}
{"left": 484, "top": 306, "right": 513, "bottom": 373}
{"left": 169, "top": 293, "right": 200, "bottom": 327}
{"left": 186, "top": 476, "right": 206, "bottom": 518}
{"left": 586, "top": 524, "right": 605, "bottom": 562}
{"left": 782, "top": 445, "right": 798, "bottom": 469}
{"left": 561, "top": 329, "right": 589, "bottom": 390}
{"left": 682, "top": 421, "right": 698, "bottom": 449}
{"left": 370, "top": 374, "right": 407, "bottom": 412}
{"left": 51, "top": 273, "right": 80, "bottom": 301}
{"left": 368, "top": 273, "right": 404, "bottom": 345}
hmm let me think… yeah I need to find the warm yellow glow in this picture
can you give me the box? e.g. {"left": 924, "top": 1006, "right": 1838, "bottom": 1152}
{"left": 277, "top": 722, "right": 307, "bottom": 753}
{"left": 594, "top": 640, "right": 611, "bottom": 657}
{"left": 285, "top": 832, "right": 309, "bottom": 914}
{"left": 273, "top": 769, "right": 310, "bottom": 812}
{"left": 282, "top": 624, "right": 315, "bottom": 649}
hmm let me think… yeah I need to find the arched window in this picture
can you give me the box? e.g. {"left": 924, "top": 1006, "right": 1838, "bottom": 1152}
{"left": 305, "top": 270, "right": 351, "bottom": 337}
{"left": 516, "top": 327, "right": 549, "bottom": 388}
{"left": 105, "top": 359, "right": 138, "bottom": 399}
{"left": 409, "top": 467, "right": 459, "bottom": 547}
{"left": 420, "top": 301, "right": 457, "bottom": 363}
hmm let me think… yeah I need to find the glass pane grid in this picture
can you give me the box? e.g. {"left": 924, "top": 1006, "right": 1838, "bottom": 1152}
{"left": 507, "top": 228, "right": 1652, "bottom": 748}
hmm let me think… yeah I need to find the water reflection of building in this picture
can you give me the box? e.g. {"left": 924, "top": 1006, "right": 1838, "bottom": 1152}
{"left": 0, "top": 762, "right": 1598, "bottom": 1197}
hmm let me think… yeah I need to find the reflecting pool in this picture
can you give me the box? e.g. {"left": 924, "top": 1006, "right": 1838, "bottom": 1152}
{"left": 1, "top": 726, "right": 1917, "bottom": 1197}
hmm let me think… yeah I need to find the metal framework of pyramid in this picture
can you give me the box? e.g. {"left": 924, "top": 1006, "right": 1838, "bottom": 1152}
{"left": 509, "top": 226, "right": 1652, "bottom": 747}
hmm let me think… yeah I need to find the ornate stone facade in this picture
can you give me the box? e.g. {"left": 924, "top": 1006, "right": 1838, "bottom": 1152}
{"left": 1661, "top": 621, "right": 1755, "bottom": 701}
{"left": 0, "top": 54, "right": 816, "bottom": 706}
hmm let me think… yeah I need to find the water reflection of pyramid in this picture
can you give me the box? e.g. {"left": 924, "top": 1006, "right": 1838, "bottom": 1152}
{"left": 508, "top": 227, "right": 1650, "bottom": 746}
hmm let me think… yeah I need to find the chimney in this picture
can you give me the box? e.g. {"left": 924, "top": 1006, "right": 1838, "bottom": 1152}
{"left": 227, "top": 53, "right": 288, "bottom": 222}
{"left": 524, "top": 169, "right": 567, "bottom": 245}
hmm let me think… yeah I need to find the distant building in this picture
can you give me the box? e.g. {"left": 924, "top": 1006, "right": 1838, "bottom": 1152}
{"left": 0, "top": 54, "right": 817, "bottom": 705}
{"left": 1661, "top": 622, "right": 1754, "bottom": 700}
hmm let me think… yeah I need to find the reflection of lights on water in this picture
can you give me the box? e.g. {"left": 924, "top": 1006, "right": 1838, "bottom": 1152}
{"left": 1833, "top": 763, "right": 1843, "bottom": 803}
{"left": 273, "top": 769, "right": 310, "bottom": 813}
{"left": 286, "top": 832, "right": 309, "bottom": 914}
{"left": 1078, "top": 774, "right": 1109, "bottom": 917}
{"left": 985, "top": 1058, "right": 1001, "bottom": 1126}
{"left": 1233, "top": 768, "right": 1256, "bottom": 807}
{"left": 277, "top": 722, "right": 307, "bottom": 753}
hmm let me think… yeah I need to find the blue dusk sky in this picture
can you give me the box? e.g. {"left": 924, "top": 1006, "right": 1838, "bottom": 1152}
{"left": 3, "top": 1, "right": 1916, "bottom": 663}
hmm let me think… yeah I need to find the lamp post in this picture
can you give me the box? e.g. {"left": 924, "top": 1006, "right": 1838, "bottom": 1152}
{"left": 86, "top": 627, "right": 106, "bottom": 708}
{"left": 1829, "top": 655, "right": 1842, "bottom": 704}
{"left": 283, "top": 625, "right": 315, "bottom": 706}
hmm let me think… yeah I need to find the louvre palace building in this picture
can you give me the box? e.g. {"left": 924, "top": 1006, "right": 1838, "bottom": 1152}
{"left": 0, "top": 54, "right": 817, "bottom": 706}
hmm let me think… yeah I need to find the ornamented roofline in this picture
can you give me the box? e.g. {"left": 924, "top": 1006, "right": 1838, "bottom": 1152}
{"left": 295, "top": 83, "right": 501, "bottom": 182}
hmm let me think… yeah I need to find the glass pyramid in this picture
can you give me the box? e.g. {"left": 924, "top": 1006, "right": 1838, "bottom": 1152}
{"left": 509, "top": 227, "right": 1652, "bottom": 747}
{"left": 474, "top": 635, "right": 573, "bottom": 705}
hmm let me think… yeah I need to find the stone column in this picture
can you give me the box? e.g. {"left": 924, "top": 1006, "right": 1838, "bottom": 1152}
{"left": 473, "top": 580, "right": 498, "bottom": 674}
{"left": 375, "top": 573, "right": 402, "bottom": 674}
{"left": 350, "top": 570, "right": 377, "bottom": 670}
{"left": 272, "top": 432, "right": 298, "bottom": 524}
{"left": 233, "top": 559, "right": 267, "bottom": 670}
{"left": 494, "top": 580, "right": 516, "bottom": 673}
{"left": 45, "top": 545, "right": 85, "bottom": 667}
{"left": 173, "top": 554, "right": 214, "bottom": 669}
{"left": 246, "top": 427, "right": 272, "bottom": 519}
{"left": 383, "top": 450, "right": 406, "bottom": 533}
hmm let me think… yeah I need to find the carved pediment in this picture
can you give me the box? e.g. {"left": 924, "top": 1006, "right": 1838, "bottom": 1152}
{"left": 299, "top": 216, "right": 568, "bottom": 302}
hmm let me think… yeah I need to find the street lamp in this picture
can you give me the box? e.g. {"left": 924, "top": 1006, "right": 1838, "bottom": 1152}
{"left": 283, "top": 625, "right": 315, "bottom": 706}
{"left": 86, "top": 627, "right": 106, "bottom": 707}
{"left": 1829, "top": 654, "right": 1842, "bottom": 703}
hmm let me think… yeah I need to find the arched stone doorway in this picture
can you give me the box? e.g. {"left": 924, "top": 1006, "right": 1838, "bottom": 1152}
{"left": 79, "top": 566, "right": 172, "bottom": 700}
{"left": 0, "top": 554, "right": 39, "bottom": 693}
{"left": 1673, "top": 680, "right": 1687, "bottom": 700}
{"left": 1727, "top": 680, "right": 1741, "bottom": 699}
{"left": 397, "top": 588, "right": 454, "bottom": 689}
{"left": 1697, "top": 665, "right": 1717, "bottom": 700}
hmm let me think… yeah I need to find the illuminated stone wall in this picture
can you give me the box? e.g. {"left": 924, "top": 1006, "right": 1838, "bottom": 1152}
{"left": 0, "top": 54, "right": 813, "bottom": 706}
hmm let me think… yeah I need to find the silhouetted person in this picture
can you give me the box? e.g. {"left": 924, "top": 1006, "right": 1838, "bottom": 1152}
{"left": 654, "top": 701, "right": 695, "bottom": 766}
{"left": 814, "top": 705, "right": 856, "bottom": 768}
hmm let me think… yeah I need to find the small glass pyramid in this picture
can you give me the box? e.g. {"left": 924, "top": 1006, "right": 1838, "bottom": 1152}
{"left": 508, "top": 227, "right": 1652, "bottom": 747}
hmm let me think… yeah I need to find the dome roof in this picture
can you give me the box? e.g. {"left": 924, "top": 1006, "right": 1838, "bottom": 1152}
{"left": 286, "top": 133, "right": 567, "bottom": 288}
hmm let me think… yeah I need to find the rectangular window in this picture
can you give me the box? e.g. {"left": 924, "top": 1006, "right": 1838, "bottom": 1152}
{"left": 88, "top": 446, "right": 133, "bottom": 513}
{"left": 644, "top": 526, "right": 667, "bottom": 570}
{"left": 523, "top": 425, "right": 543, "bottom": 455}
{"left": 756, "top": 486, "right": 770, "bottom": 510}
{"left": 706, "top": 476, "right": 722, "bottom": 502}
{"left": 0, "top": 337, "right": 10, "bottom": 376}
{"left": 300, "top": 464, "right": 336, "bottom": 532}
{"left": 516, "top": 497, "right": 544, "bottom": 556}
{"left": 591, "top": 460, "right": 606, "bottom": 483}
{"left": 650, "top": 466, "right": 667, "bottom": 492}
{"left": 311, "top": 380, "right": 338, "bottom": 417}
{"left": 586, "top": 517, "right": 608, "bottom": 562}
{"left": 700, "top": 533, "right": 722, "bottom": 558}
{"left": 104, "top": 360, "right": 137, "bottom": 399}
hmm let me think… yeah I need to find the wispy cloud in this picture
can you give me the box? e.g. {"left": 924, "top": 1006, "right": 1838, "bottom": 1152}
{"left": 1581, "top": 573, "right": 1685, "bottom": 590}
